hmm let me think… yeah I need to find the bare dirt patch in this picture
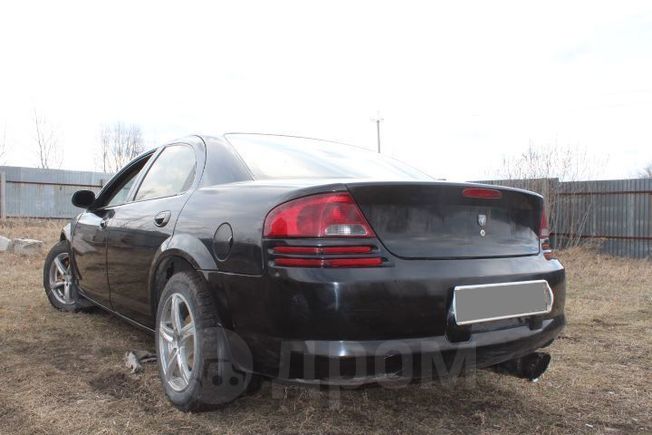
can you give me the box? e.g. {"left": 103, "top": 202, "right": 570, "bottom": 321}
{"left": 0, "top": 219, "right": 650, "bottom": 434}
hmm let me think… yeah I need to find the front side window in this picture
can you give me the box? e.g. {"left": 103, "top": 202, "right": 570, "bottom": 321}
{"left": 107, "top": 174, "right": 138, "bottom": 207}
{"left": 135, "top": 145, "right": 196, "bottom": 201}
{"left": 103, "top": 157, "right": 150, "bottom": 207}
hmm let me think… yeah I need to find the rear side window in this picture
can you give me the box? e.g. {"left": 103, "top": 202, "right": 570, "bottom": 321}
{"left": 135, "top": 145, "right": 196, "bottom": 201}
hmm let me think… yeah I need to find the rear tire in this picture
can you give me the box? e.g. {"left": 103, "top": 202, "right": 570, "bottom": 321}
{"left": 42, "top": 241, "right": 94, "bottom": 312}
{"left": 155, "top": 271, "right": 254, "bottom": 411}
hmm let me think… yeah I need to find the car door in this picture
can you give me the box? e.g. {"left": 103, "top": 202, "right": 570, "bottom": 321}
{"left": 71, "top": 212, "right": 110, "bottom": 305}
{"left": 105, "top": 142, "right": 202, "bottom": 327}
{"left": 71, "top": 154, "right": 152, "bottom": 306}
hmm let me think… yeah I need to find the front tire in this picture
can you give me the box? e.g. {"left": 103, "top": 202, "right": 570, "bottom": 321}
{"left": 155, "top": 271, "right": 253, "bottom": 411}
{"left": 42, "top": 241, "right": 94, "bottom": 312}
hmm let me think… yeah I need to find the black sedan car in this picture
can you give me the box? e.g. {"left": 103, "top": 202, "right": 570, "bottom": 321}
{"left": 43, "top": 133, "right": 565, "bottom": 411}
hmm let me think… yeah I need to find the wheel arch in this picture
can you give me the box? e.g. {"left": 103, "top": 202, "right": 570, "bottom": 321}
{"left": 148, "top": 234, "right": 232, "bottom": 328}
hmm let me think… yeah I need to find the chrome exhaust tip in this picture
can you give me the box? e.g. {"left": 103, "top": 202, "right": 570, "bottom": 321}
{"left": 491, "top": 352, "right": 551, "bottom": 381}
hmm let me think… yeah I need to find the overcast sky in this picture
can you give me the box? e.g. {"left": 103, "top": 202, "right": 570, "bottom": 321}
{"left": 1, "top": 1, "right": 651, "bottom": 180}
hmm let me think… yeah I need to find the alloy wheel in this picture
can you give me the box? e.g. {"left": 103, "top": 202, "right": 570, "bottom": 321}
{"left": 159, "top": 293, "right": 197, "bottom": 392}
{"left": 48, "top": 252, "right": 74, "bottom": 305}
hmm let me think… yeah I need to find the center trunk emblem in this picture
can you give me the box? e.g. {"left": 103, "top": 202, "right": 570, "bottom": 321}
{"left": 478, "top": 214, "right": 487, "bottom": 237}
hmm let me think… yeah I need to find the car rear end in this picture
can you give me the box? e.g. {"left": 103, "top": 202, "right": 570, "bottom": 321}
{"left": 229, "top": 181, "right": 565, "bottom": 384}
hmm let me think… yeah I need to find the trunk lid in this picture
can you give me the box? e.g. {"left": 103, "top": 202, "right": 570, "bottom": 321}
{"left": 347, "top": 182, "right": 542, "bottom": 259}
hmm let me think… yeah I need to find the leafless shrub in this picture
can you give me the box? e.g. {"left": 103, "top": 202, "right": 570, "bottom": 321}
{"left": 32, "top": 109, "right": 63, "bottom": 169}
{"left": 98, "top": 122, "right": 145, "bottom": 173}
{"left": 498, "top": 142, "right": 596, "bottom": 181}
{"left": 496, "top": 143, "right": 605, "bottom": 250}
{"left": 640, "top": 163, "right": 652, "bottom": 179}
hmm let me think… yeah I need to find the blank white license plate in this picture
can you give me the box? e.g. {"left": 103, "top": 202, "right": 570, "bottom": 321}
{"left": 452, "top": 280, "right": 554, "bottom": 325}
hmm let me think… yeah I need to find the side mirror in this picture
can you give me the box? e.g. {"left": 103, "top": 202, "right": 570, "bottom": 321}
{"left": 71, "top": 190, "right": 96, "bottom": 209}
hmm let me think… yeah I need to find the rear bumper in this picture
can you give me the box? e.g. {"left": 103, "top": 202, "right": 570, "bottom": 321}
{"left": 273, "top": 315, "right": 564, "bottom": 385}
{"left": 203, "top": 254, "right": 566, "bottom": 383}
{"left": 220, "top": 314, "right": 565, "bottom": 385}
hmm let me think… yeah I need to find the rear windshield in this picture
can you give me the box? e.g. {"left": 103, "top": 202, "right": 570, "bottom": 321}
{"left": 225, "top": 133, "right": 431, "bottom": 181}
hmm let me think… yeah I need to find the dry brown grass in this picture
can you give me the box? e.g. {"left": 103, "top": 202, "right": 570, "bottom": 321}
{"left": 0, "top": 219, "right": 650, "bottom": 434}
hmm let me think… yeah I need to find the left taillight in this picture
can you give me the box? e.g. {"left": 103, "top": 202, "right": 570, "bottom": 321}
{"left": 264, "top": 192, "right": 375, "bottom": 238}
{"left": 539, "top": 209, "right": 555, "bottom": 260}
{"left": 264, "top": 192, "right": 383, "bottom": 268}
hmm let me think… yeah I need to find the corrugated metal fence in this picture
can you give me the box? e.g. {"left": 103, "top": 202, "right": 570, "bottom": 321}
{"left": 0, "top": 166, "right": 111, "bottom": 219}
{"left": 0, "top": 166, "right": 650, "bottom": 258}
{"left": 555, "top": 178, "right": 652, "bottom": 258}
{"left": 477, "top": 178, "right": 652, "bottom": 259}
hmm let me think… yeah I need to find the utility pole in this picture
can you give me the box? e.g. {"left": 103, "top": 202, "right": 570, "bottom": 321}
{"left": 371, "top": 111, "right": 383, "bottom": 153}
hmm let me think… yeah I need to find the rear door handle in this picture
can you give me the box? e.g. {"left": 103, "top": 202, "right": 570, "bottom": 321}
{"left": 99, "top": 218, "right": 109, "bottom": 229}
{"left": 154, "top": 211, "right": 171, "bottom": 227}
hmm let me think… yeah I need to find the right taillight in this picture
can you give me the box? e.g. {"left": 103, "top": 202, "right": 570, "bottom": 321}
{"left": 539, "top": 209, "right": 555, "bottom": 260}
{"left": 264, "top": 192, "right": 383, "bottom": 268}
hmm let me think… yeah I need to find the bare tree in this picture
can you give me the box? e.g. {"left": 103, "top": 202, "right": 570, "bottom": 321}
{"left": 99, "top": 122, "right": 145, "bottom": 173}
{"left": 639, "top": 163, "right": 652, "bottom": 178}
{"left": 33, "top": 109, "right": 62, "bottom": 169}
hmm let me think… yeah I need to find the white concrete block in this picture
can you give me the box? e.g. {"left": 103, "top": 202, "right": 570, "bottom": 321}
{"left": 0, "top": 235, "right": 12, "bottom": 252}
{"left": 12, "top": 238, "right": 44, "bottom": 255}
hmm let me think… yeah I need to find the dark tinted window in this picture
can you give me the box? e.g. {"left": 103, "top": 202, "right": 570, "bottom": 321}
{"left": 101, "top": 155, "right": 151, "bottom": 207}
{"left": 201, "top": 140, "right": 253, "bottom": 186}
{"left": 225, "top": 134, "right": 431, "bottom": 181}
{"left": 107, "top": 172, "right": 139, "bottom": 207}
{"left": 135, "top": 145, "right": 196, "bottom": 201}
